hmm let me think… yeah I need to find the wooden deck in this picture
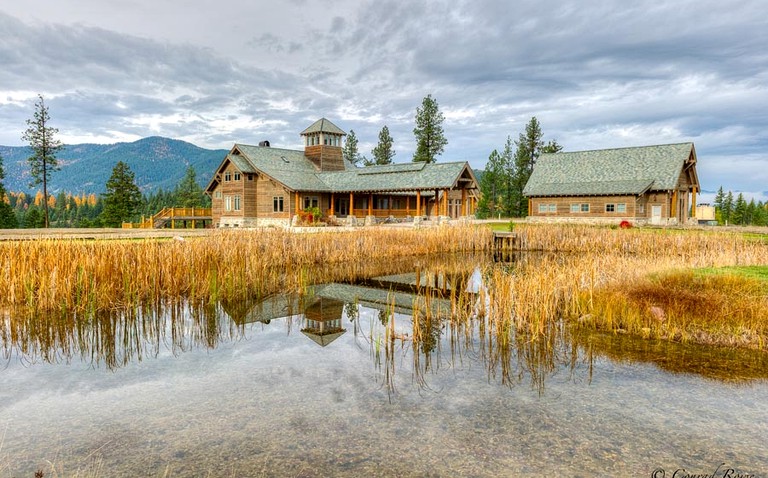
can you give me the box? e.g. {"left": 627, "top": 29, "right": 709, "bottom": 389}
{"left": 122, "top": 207, "right": 212, "bottom": 229}
{"left": 492, "top": 231, "right": 519, "bottom": 250}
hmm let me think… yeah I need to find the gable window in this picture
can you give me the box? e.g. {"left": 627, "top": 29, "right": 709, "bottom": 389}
{"left": 234, "top": 195, "right": 241, "bottom": 211}
{"left": 303, "top": 196, "right": 319, "bottom": 209}
{"left": 273, "top": 196, "right": 284, "bottom": 212}
{"left": 224, "top": 172, "right": 232, "bottom": 181}
{"left": 247, "top": 174, "right": 254, "bottom": 181}
{"left": 234, "top": 172, "right": 241, "bottom": 181}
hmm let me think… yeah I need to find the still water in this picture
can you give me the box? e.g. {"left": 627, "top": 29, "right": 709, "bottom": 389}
{"left": 2, "top": 256, "right": 767, "bottom": 477}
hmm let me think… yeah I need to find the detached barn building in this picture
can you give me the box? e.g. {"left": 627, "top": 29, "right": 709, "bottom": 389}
{"left": 205, "top": 118, "right": 479, "bottom": 227}
{"left": 523, "top": 143, "right": 700, "bottom": 225}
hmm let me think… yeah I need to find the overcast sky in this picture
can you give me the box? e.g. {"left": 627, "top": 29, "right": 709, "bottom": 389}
{"left": 1, "top": 0, "right": 766, "bottom": 199}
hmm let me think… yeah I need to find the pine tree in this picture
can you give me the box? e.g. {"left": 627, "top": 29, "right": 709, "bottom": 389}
{"left": 732, "top": 193, "right": 747, "bottom": 225}
{"left": 412, "top": 94, "right": 447, "bottom": 163}
{"left": 0, "top": 153, "right": 18, "bottom": 228}
{"left": 745, "top": 199, "right": 758, "bottom": 226}
{"left": 101, "top": 161, "right": 142, "bottom": 227}
{"left": 477, "top": 149, "right": 506, "bottom": 218}
{"left": 713, "top": 186, "right": 726, "bottom": 224}
{"left": 509, "top": 117, "right": 562, "bottom": 217}
{"left": 174, "top": 166, "right": 205, "bottom": 207}
{"left": 342, "top": 130, "right": 363, "bottom": 166}
{"left": 754, "top": 201, "right": 768, "bottom": 226}
{"left": 370, "top": 126, "right": 396, "bottom": 165}
{"left": 723, "top": 191, "right": 734, "bottom": 224}
{"left": 22, "top": 94, "right": 62, "bottom": 228}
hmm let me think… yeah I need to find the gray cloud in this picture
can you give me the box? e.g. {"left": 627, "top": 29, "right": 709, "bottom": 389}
{"left": 1, "top": 0, "right": 767, "bottom": 198}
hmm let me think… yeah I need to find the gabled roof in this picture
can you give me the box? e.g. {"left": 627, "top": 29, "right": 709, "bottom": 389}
{"left": 318, "top": 161, "right": 475, "bottom": 193}
{"left": 300, "top": 118, "right": 346, "bottom": 136}
{"left": 206, "top": 143, "right": 478, "bottom": 194}
{"left": 524, "top": 142, "right": 697, "bottom": 197}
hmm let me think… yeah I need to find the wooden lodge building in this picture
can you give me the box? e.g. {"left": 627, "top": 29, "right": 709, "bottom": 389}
{"left": 205, "top": 118, "right": 479, "bottom": 227}
{"left": 524, "top": 143, "right": 700, "bottom": 225}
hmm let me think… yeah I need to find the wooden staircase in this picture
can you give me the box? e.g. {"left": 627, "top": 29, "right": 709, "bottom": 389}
{"left": 122, "top": 207, "right": 212, "bottom": 229}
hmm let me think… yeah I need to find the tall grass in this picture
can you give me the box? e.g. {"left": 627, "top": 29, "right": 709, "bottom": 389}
{"left": 489, "top": 224, "right": 768, "bottom": 348}
{"left": 0, "top": 226, "right": 493, "bottom": 314}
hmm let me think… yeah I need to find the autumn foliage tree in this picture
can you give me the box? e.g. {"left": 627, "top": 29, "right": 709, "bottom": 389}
{"left": 0, "top": 154, "right": 18, "bottom": 228}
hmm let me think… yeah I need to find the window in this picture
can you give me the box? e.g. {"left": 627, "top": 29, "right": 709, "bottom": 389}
{"left": 234, "top": 172, "right": 241, "bottom": 181}
{"left": 581, "top": 203, "right": 590, "bottom": 212}
{"left": 273, "top": 196, "right": 284, "bottom": 212}
{"left": 225, "top": 196, "right": 232, "bottom": 211}
{"left": 247, "top": 174, "right": 253, "bottom": 181}
{"left": 571, "top": 203, "right": 589, "bottom": 213}
{"left": 606, "top": 204, "right": 615, "bottom": 212}
{"left": 303, "top": 196, "right": 319, "bottom": 209}
{"left": 570, "top": 204, "right": 580, "bottom": 213}
{"left": 215, "top": 191, "right": 222, "bottom": 199}
{"left": 617, "top": 203, "right": 626, "bottom": 213}
{"left": 549, "top": 204, "right": 557, "bottom": 212}
{"left": 638, "top": 204, "right": 645, "bottom": 214}
{"left": 234, "top": 195, "right": 241, "bottom": 211}
{"left": 539, "top": 204, "right": 549, "bottom": 213}
{"left": 224, "top": 172, "right": 232, "bottom": 181}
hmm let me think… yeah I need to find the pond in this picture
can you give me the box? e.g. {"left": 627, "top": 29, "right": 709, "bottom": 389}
{"left": 2, "top": 254, "right": 767, "bottom": 477}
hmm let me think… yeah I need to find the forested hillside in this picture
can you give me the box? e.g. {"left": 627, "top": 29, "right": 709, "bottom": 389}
{"left": 0, "top": 137, "right": 227, "bottom": 194}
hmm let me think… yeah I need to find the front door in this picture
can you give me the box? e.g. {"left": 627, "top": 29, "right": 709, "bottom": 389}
{"left": 337, "top": 198, "right": 349, "bottom": 217}
{"left": 651, "top": 205, "right": 662, "bottom": 225}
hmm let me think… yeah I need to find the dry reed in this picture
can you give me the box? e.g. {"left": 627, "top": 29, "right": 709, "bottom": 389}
{"left": 0, "top": 225, "right": 493, "bottom": 314}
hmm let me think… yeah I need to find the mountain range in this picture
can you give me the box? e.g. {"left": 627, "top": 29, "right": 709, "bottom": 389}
{"left": 0, "top": 137, "right": 228, "bottom": 195}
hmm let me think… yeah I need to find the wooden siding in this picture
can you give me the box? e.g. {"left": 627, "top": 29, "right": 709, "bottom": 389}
{"left": 256, "top": 177, "right": 291, "bottom": 219}
{"left": 530, "top": 195, "right": 640, "bottom": 218}
{"left": 304, "top": 145, "right": 345, "bottom": 171}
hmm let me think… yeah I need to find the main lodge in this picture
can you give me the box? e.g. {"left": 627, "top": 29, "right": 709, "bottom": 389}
{"left": 205, "top": 118, "right": 479, "bottom": 227}
{"left": 524, "top": 142, "right": 700, "bottom": 225}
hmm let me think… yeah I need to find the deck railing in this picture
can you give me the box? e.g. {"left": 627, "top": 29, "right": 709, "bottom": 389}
{"left": 122, "top": 207, "right": 212, "bottom": 229}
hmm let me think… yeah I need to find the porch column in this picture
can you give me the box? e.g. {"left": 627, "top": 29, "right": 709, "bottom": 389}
{"left": 671, "top": 190, "right": 678, "bottom": 219}
{"left": 368, "top": 193, "right": 373, "bottom": 216}
{"left": 443, "top": 189, "right": 448, "bottom": 216}
{"left": 330, "top": 193, "right": 335, "bottom": 216}
{"left": 435, "top": 189, "right": 439, "bottom": 216}
{"left": 416, "top": 191, "right": 421, "bottom": 216}
{"left": 406, "top": 196, "right": 410, "bottom": 215}
{"left": 295, "top": 192, "right": 300, "bottom": 214}
{"left": 461, "top": 188, "right": 467, "bottom": 216}
{"left": 388, "top": 195, "right": 392, "bottom": 216}
{"left": 691, "top": 186, "right": 697, "bottom": 218}
{"left": 350, "top": 192, "right": 354, "bottom": 217}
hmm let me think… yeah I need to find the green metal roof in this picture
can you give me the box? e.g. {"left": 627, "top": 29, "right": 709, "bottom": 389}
{"left": 300, "top": 118, "right": 346, "bottom": 136}
{"left": 317, "top": 161, "right": 472, "bottom": 193}
{"left": 524, "top": 143, "right": 695, "bottom": 197}
{"left": 207, "top": 143, "right": 477, "bottom": 193}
